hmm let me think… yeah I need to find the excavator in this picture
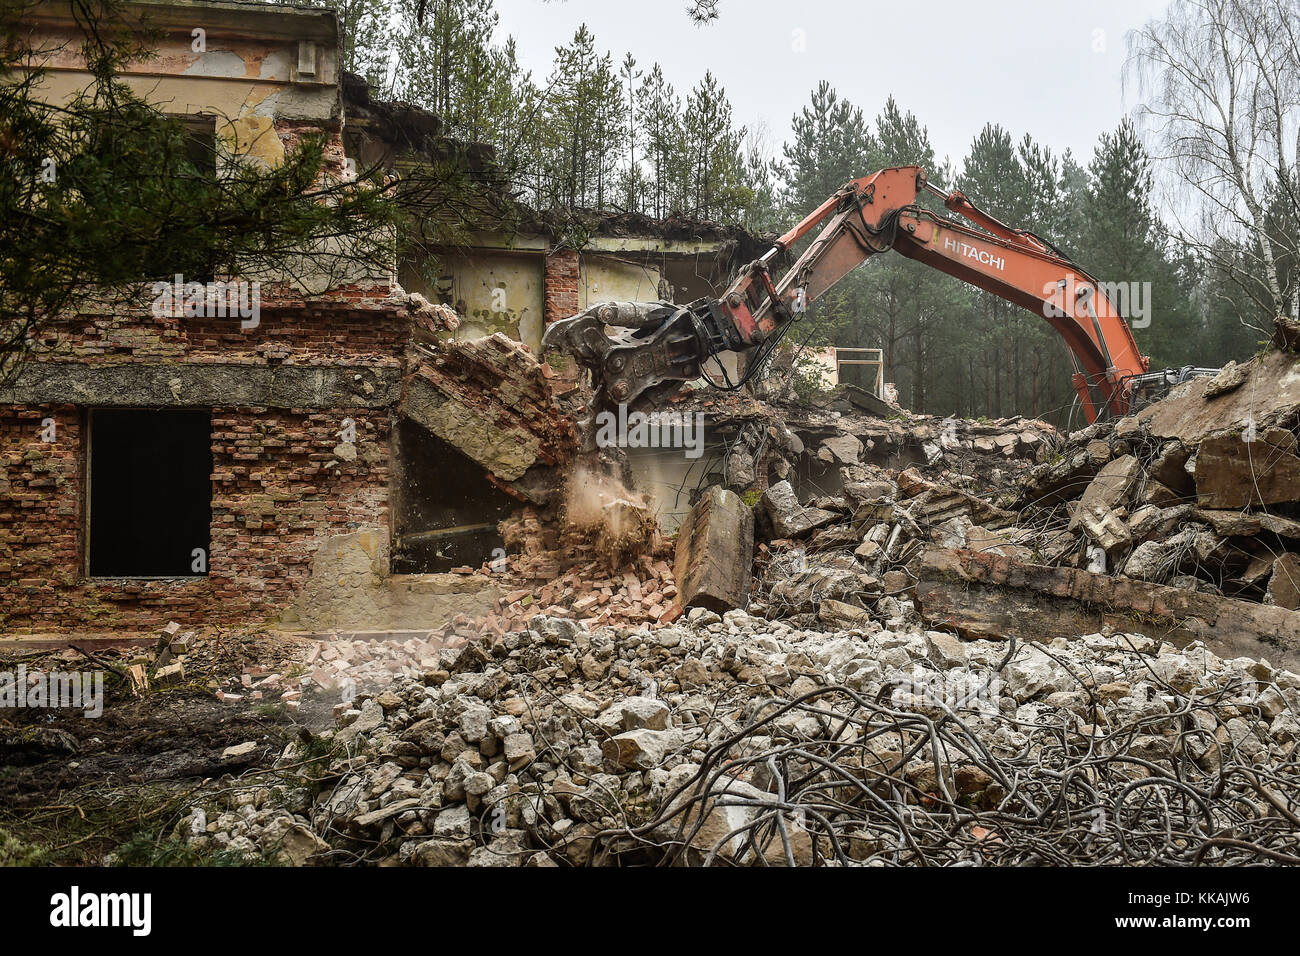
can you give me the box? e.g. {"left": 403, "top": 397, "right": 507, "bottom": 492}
{"left": 542, "top": 165, "right": 1212, "bottom": 422}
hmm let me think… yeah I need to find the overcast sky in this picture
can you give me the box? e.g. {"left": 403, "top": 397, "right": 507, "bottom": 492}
{"left": 493, "top": 0, "right": 1172, "bottom": 175}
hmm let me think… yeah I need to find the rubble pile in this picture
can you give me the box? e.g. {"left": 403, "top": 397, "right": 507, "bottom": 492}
{"left": 747, "top": 457, "right": 1034, "bottom": 629}
{"left": 492, "top": 508, "right": 681, "bottom": 631}
{"left": 689, "top": 349, "right": 1300, "bottom": 671}
{"left": 677, "top": 386, "right": 1056, "bottom": 502}
{"left": 786, "top": 406, "right": 1055, "bottom": 487}
{"left": 1008, "top": 353, "right": 1300, "bottom": 606}
{"left": 178, "top": 611, "right": 1300, "bottom": 866}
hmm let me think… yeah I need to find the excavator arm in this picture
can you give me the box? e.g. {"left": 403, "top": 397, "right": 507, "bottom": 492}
{"left": 543, "top": 165, "right": 1150, "bottom": 423}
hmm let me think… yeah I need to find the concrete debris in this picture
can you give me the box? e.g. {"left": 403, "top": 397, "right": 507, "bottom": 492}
{"left": 674, "top": 486, "right": 754, "bottom": 612}
{"left": 174, "top": 609, "right": 1300, "bottom": 866}
{"left": 1266, "top": 553, "right": 1300, "bottom": 610}
{"left": 1194, "top": 429, "right": 1300, "bottom": 509}
{"left": 986, "top": 349, "right": 1300, "bottom": 607}
{"left": 916, "top": 547, "right": 1300, "bottom": 669}
{"left": 20, "top": 296, "right": 1300, "bottom": 868}
{"left": 400, "top": 332, "right": 576, "bottom": 494}
{"left": 759, "top": 480, "right": 838, "bottom": 539}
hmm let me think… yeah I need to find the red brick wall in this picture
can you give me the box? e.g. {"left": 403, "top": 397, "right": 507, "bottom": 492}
{"left": 0, "top": 281, "right": 409, "bottom": 631}
{"left": 206, "top": 407, "right": 390, "bottom": 624}
{"left": 544, "top": 247, "right": 580, "bottom": 325}
{"left": 36, "top": 300, "right": 406, "bottom": 367}
{"left": 0, "top": 403, "right": 390, "bottom": 631}
{"left": 0, "top": 405, "right": 84, "bottom": 619}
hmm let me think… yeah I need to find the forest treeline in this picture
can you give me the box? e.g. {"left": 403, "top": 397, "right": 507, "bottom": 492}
{"left": 317, "top": 0, "right": 1289, "bottom": 423}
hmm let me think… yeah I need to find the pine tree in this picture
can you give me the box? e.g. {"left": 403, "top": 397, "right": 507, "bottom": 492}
{"left": 540, "top": 25, "right": 619, "bottom": 208}
{"left": 636, "top": 64, "right": 683, "bottom": 220}
{"left": 782, "top": 82, "right": 875, "bottom": 214}
{"left": 391, "top": 0, "right": 502, "bottom": 137}
{"left": 957, "top": 124, "right": 1029, "bottom": 415}
{"left": 681, "top": 72, "right": 750, "bottom": 222}
{"left": 1080, "top": 118, "right": 1197, "bottom": 369}
{"left": 617, "top": 53, "right": 644, "bottom": 212}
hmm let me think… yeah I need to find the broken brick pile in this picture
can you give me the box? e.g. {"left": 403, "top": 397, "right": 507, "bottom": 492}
{"left": 492, "top": 508, "right": 682, "bottom": 631}
{"left": 218, "top": 634, "right": 447, "bottom": 707}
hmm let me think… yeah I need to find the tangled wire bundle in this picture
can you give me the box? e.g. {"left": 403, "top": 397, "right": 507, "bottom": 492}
{"left": 587, "top": 663, "right": 1300, "bottom": 866}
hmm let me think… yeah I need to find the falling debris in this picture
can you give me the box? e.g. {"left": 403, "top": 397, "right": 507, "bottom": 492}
{"left": 564, "top": 467, "right": 661, "bottom": 571}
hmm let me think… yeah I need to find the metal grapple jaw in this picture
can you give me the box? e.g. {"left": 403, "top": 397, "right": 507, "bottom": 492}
{"left": 541, "top": 300, "right": 713, "bottom": 413}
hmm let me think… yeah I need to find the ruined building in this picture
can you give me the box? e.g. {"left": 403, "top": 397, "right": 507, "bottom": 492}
{"left": 0, "top": 0, "right": 761, "bottom": 633}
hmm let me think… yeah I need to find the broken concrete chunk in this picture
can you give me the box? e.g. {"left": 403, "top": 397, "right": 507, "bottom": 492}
{"left": 1124, "top": 539, "right": 1177, "bottom": 582}
{"left": 1141, "top": 350, "right": 1300, "bottom": 445}
{"left": 1136, "top": 479, "right": 1183, "bottom": 508}
{"left": 1113, "top": 417, "right": 1142, "bottom": 438}
{"left": 1148, "top": 441, "right": 1194, "bottom": 496}
{"left": 1085, "top": 440, "right": 1111, "bottom": 465}
{"left": 759, "top": 480, "right": 838, "bottom": 539}
{"left": 602, "top": 729, "right": 678, "bottom": 770}
{"left": 1195, "top": 429, "right": 1300, "bottom": 509}
{"left": 924, "top": 631, "right": 968, "bottom": 668}
{"left": 854, "top": 538, "right": 883, "bottom": 562}
{"left": 844, "top": 478, "right": 898, "bottom": 504}
{"left": 618, "top": 696, "right": 670, "bottom": 731}
{"left": 1074, "top": 454, "right": 1141, "bottom": 520}
{"left": 1017, "top": 450, "right": 1100, "bottom": 506}
{"left": 1267, "top": 553, "right": 1300, "bottom": 610}
{"left": 817, "top": 599, "right": 875, "bottom": 631}
{"left": 1075, "top": 505, "right": 1132, "bottom": 556}
{"left": 1129, "top": 503, "right": 1195, "bottom": 544}
{"left": 768, "top": 559, "right": 868, "bottom": 613}
{"left": 896, "top": 469, "right": 932, "bottom": 497}
{"left": 674, "top": 485, "right": 754, "bottom": 612}
{"left": 916, "top": 546, "right": 1300, "bottom": 669}
{"left": 1204, "top": 360, "right": 1248, "bottom": 398}
{"left": 818, "top": 434, "right": 863, "bottom": 465}
{"left": 221, "top": 741, "right": 260, "bottom": 761}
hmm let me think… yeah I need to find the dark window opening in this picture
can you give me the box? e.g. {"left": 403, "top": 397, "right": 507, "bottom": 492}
{"left": 176, "top": 114, "right": 217, "bottom": 179}
{"left": 88, "top": 409, "right": 212, "bottom": 578}
{"left": 176, "top": 115, "right": 218, "bottom": 284}
{"left": 391, "top": 418, "right": 514, "bottom": 574}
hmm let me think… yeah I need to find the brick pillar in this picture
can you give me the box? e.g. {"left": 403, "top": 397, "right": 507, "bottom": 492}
{"left": 544, "top": 247, "right": 580, "bottom": 325}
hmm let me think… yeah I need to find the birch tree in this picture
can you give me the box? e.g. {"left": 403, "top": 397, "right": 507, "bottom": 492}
{"left": 1128, "top": 0, "right": 1300, "bottom": 325}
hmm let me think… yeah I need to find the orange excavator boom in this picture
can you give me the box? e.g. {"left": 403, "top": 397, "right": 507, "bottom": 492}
{"left": 543, "top": 165, "right": 1152, "bottom": 423}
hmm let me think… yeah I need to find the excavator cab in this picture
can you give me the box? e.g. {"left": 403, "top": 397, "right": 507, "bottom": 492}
{"left": 1127, "top": 366, "right": 1221, "bottom": 413}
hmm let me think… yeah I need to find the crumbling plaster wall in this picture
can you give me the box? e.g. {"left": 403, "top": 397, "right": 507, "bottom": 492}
{"left": 32, "top": 7, "right": 340, "bottom": 136}
{"left": 280, "top": 528, "right": 500, "bottom": 631}
{"left": 29, "top": 4, "right": 388, "bottom": 295}
{"left": 579, "top": 255, "right": 664, "bottom": 310}
{"left": 398, "top": 254, "right": 545, "bottom": 354}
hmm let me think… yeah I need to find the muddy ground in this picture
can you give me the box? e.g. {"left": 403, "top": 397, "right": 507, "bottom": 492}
{"left": 0, "top": 631, "right": 324, "bottom": 865}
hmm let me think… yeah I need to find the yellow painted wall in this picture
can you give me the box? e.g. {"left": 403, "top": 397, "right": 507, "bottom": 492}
{"left": 580, "top": 255, "right": 664, "bottom": 308}
{"left": 401, "top": 253, "right": 546, "bottom": 353}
